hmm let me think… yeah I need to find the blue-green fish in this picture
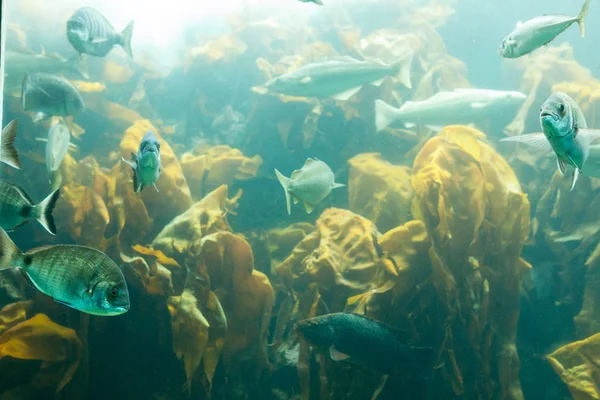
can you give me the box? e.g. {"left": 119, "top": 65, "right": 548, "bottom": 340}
{"left": 0, "top": 228, "right": 130, "bottom": 316}
{"left": 1, "top": 120, "right": 21, "bottom": 169}
{"left": 501, "top": 92, "right": 600, "bottom": 190}
{"left": 0, "top": 180, "right": 60, "bottom": 235}
{"left": 122, "top": 131, "right": 161, "bottom": 192}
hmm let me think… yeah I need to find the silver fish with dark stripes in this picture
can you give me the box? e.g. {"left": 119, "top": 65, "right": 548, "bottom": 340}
{"left": 21, "top": 73, "right": 85, "bottom": 122}
{"left": 0, "top": 228, "right": 130, "bottom": 316}
{"left": 0, "top": 180, "right": 60, "bottom": 235}
{"left": 67, "top": 7, "right": 134, "bottom": 58}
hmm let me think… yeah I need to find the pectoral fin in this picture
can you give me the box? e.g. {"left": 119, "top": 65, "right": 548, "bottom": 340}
{"left": 571, "top": 168, "right": 580, "bottom": 191}
{"left": 557, "top": 158, "right": 568, "bottom": 175}
{"left": 499, "top": 132, "right": 552, "bottom": 152}
{"left": 329, "top": 345, "right": 351, "bottom": 361}
{"left": 576, "top": 128, "right": 600, "bottom": 167}
{"left": 303, "top": 202, "right": 316, "bottom": 214}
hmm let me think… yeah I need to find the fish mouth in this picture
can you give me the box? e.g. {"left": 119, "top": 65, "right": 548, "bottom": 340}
{"left": 540, "top": 111, "right": 554, "bottom": 118}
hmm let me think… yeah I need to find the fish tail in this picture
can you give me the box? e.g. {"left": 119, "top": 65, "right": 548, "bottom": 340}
{"left": 392, "top": 52, "right": 413, "bottom": 89}
{"left": 275, "top": 169, "right": 292, "bottom": 215}
{"left": 120, "top": 20, "right": 134, "bottom": 58}
{"left": 374, "top": 99, "right": 402, "bottom": 133}
{"left": 35, "top": 189, "right": 60, "bottom": 235}
{"left": 0, "top": 228, "right": 23, "bottom": 270}
{"left": 577, "top": 0, "right": 590, "bottom": 37}
{"left": 0, "top": 120, "right": 21, "bottom": 169}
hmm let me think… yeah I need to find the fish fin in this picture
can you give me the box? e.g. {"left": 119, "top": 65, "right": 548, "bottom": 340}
{"left": 33, "top": 112, "right": 47, "bottom": 123}
{"left": 471, "top": 102, "right": 487, "bottom": 109}
{"left": 303, "top": 201, "right": 315, "bottom": 214}
{"left": 570, "top": 168, "right": 580, "bottom": 191}
{"left": 371, "top": 78, "right": 384, "bottom": 86}
{"left": 35, "top": 137, "right": 48, "bottom": 143}
{"left": 1, "top": 120, "right": 22, "bottom": 169}
{"left": 331, "top": 182, "right": 345, "bottom": 189}
{"left": 135, "top": 178, "right": 142, "bottom": 193}
{"left": 392, "top": 52, "right": 413, "bottom": 89}
{"left": 330, "top": 86, "right": 362, "bottom": 101}
{"left": 275, "top": 169, "right": 292, "bottom": 215}
{"left": 6, "top": 221, "right": 29, "bottom": 233}
{"left": 557, "top": 158, "right": 568, "bottom": 175}
{"left": 516, "top": 21, "right": 523, "bottom": 28}
{"left": 0, "top": 228, "right": 23, "bottom": 270}
{"left": 153, "top": 183, "right": 159, "bottom": 192}
{"left": 19, "top": 268, "right": 38, "bottom": 290}
{"left": 120, "top": 20, "right": 134, "bottom": 58}
{"left": 251, "top": 85, "right": 269, "bottom": 95}
{"left": 292, "top": 195, "right": 300, "bottom": 205}
{"left": 499, "top": 133, "right": 552, "bottom": 152}
{"left": 576, "top": 128, "right": 600, "bottom": 167}
{"left": 329, "top": 345, "right": 351, "bottom": 361}
{"left": 68, "top": 143, "right": 78, "bottom": 151}
{"left": 53, "top": 298, "right": 73, "bottom": 307}
{"left": 374, "top": 99, "right": 401, "bottom": 132}
{"left": 121, "top": 155, "right": 137, "bottom": 170}
{"left": 35, "top": 189, "right": 60, "bottom": 235}
{"left": 300, "top": 76, "right": 311, "bottom": 84}
{"left": 577, "top": 0, "right": 590, "bottom": 37}
{"left": 404, "top": 122, "right": 416, "bottom": 128}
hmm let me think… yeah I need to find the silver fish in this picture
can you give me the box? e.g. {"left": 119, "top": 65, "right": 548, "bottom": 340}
{"left": 275, "top": 158, "right": 344, "bottom": 215}
{"left": 500, "top": 92, "right": 600, "bottom": 190}
{"left": 375, "top": 88, "right": 526, "bottom": 132}
{"left": 36, "top": 122, "right": 74, "bottom": 190}
{"left": 21, "top": 73, "right": 85, "bottom": 121}
{"left": 0, "top": 180, "right": 59, "bottom": 235}
{"left": 265, "top": 55, "right": 413, "bottom": 101}
{"left": 67, "top": 7, "right": 134, "bottom": 58}
{"left": 0, "top": 228, "right": 130, "bottom": 316}
{"left": 1, "top": 120, "right": 21, "bottom": 169}
{"left": 298, "top": 0, "right": 324, "bottom": 5}
{"left": 499, "top": 0, "right": 590, "bottom": 59}
{"left": 122, "top": 131, "right": 161, "bottom": 193}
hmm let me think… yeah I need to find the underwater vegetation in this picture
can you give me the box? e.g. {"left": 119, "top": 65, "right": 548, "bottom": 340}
{"left": 3, "top": 0, "right": 600, "bottom": 399}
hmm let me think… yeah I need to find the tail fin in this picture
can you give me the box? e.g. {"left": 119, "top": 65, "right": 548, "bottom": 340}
{"left": 392, "top": 52, "right": 414, "bottom": 89}
{"left": 577, "top": 0, "right": 590, "bottom": 37}
{"left": 374, "top": 99, "right": 402, "bottom": 132}
{"left": 35, "top": 189, "right": 60, "bottom": 235}
{"left": 275, "top": 169, "right": 292, "bottom": 215}
{"left": 1, "top": 120, "right": 22, "bottom": 169}
{"left": 120, "top": 21, "right": 134, "bottom": 58}
{"left": 0, "top": 228, "right": 22, "bottom": 270}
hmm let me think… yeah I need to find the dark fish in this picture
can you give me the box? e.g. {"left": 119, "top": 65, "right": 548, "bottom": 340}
{"left": 295, "top": 312, "right": 433, "bottom": 374}
{"left": 0, "top": 180, "right": 60, "bottom": 235}
{"left": 1, "top": 120, "right": 21, "bottom": 169}
{"left": 0, "top": 228, "right": 130, "bottom": 316}
{"left": 21, "top": 73, "right": 85, "bottom": 121}
{"left": 122, "top": 131, "right": 161, "bottom": 192}
{"left": 67, "top": 7, "right": 134, "bottom": 58}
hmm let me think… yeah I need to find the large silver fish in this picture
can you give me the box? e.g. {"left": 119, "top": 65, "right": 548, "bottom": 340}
{"left": 499, "top": 0, "right": 590, "bottom": 59}
{"left": 0, "top": 180, "right": 60, "bottom": 235}
{"left": 374, "top": 88, "right": 526, "bottom": 132}
{"left": 21, "top": 73, "right": 85, "bottom": 122}
{"left": 0, "top": 228, "right": 130, "bottom": 316}
{"left": 1, "top": 120, "right": 21, "bottom": 169}
{"left": 275, "top": 158, "right": 344, "bottom": 215}
{"left": 500, "top": 92, "right": 600, "bottom": 190}
{"left": 264, "top": 55, "right": 413, "bottom": 101}
{"left": 67, "top": 7, "right": 134, "bottom": 58}
{"left": 122, "top": 131, "right": 161, "bottom": 192}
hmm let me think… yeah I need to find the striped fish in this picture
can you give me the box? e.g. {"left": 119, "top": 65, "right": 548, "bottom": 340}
{"left": 0, "top": 180, "right": 60, "bottom": 235}
{"left": 0, "top": 228, "right": 130, "bottom": 316}
{"left": 66, "top": 7, "right": 134, "bottom": 58}
{"left": 1, "top": 120, "right": 21, "bottom": 169}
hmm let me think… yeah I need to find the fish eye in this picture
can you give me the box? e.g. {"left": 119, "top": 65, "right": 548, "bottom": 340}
{"left": 109, "top": 286, "right": 120, "bottom": 298}
{"left": 558, "top": 104, "right": 565, "bottom": 113}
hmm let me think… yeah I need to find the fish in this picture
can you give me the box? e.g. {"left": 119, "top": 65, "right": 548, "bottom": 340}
{"left": 0, "top": 228, "right": 129, "bottom": 316}
{"left": 35, "top": 121, "right": 74, "bottom": 190}
{"left": 500, "top": 92, "right": 600, "bottom": 190}
{"left": 275, "top": 158, "right": 344, "bottom": 215}
{"left": 0, "top": 180, "right": 60, "bottom": 235}
{"left": 21, "top": 73, "right": 85, "bottom": 122}
{"left": 264, "top": 55, "right": 413, "bottom": 101}
{"left": 499, "top": 0, "right": 590, "bottom": 59}
{"left": 298, "top": 0, "right": 324, "bottom": 5}
{"left": 374, "top": 88, "right": 527, "bottom": 132}
{"left": 66, "top": 7, "right": 134, "bottom": 58}
{"left": 295, "top": 312, "right": 433, "bottom": 374}
{"left": 1, "top": 120, "right": 21, "bottom": 169}
{"left": 122, "top": 131, "right": 161, "bottom": 193}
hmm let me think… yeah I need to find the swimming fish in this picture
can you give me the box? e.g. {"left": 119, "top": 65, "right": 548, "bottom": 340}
{"left": 500, "top": 92, "right": 600, "bottom": 190}
{"left": 498, "top": 0, "right": 590, "bottom": 59}
{"left": 374, "top": 88, "right": 526, "bottom": 132}
{"left": 21, "top": 73, "right": 85, "bottom": 122}
{"left": 295, "top": 312, "right": 433, "bottom": 374}
{"left": 0, "top": 180, "right": 60, "bottom": 235}
{"left": 0, "top": 228, "right": 130, "bottom": 316}
{"left": 67, "top": 7, "right": 134, "bottom": 58}
{"left": 264, "top": 55, "right": 413, "bottom": 101}
{"left": 122, "top": 131, "right": 161, "bottom": 193}
{"left": 1, "top": 120, "right": 21, "bottom": 169}
{"left": 37, "top": 122, "right": 73, "bottom": 190}
{"left": 275, "top": 158, "right": 344, "bottom": 215}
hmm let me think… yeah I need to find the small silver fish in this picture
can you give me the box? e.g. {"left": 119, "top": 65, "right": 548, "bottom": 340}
{"left": 0, "top": 228, "right": 130, "bottom": 316}
{"left": 1, "top": 120, "right": 21, "bottom": 169}
{"left": 275, "top": 158, "right": 344, "bottom": 215}
{"left": 500, "top": 92, "right": 600, "bottom": 190}
{"left": 0, "top": 180, "right": 60, "bottom": 235}
{"left": 21, "top": 73, "right": 85, "bottom": 122}
{"left": 298, "top": 0, "right": 324, "bottom": 5}
{"left": 122, "top": 131, "right": 161, "bottom": 193}
{"left": 67, "top": 7, "right": 134, "bottom": 58}
{"left": 499, "top": 0, "right": 590, "bottom": 59}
